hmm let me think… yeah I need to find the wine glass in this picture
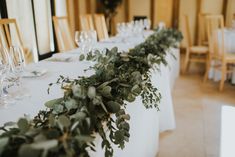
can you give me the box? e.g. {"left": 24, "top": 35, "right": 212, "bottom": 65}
{"left": 0, "top": 63, "right": 7, "bottom": 106}
{"left": 144, "top": 19, "right": 151, "bottom": 30}
{"left": 6, "top": 46, "right": 27, "bottom": 100}
{"left": 87, "top": 30, "right": 97, "bottom": 52}
{"left": 0, "top": 47, "right": 11, "bottom": 106}
{"left": 75, "top": 31, "right": 88, "bottom": 54}
{"left": 8, "top": 46, "right": 25, "bottom": 82}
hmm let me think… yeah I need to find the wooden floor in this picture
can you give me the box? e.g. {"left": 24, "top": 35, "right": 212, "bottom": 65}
{"left": 158, "top": 74, "right": 235, "bottom": 157}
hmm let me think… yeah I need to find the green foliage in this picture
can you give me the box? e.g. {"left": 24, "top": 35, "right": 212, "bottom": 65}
{"left": 0, "top": 28, "right": 183, "bottom": 157}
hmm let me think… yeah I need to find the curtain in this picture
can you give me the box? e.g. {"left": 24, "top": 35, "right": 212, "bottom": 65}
{"left": 6, "top": 0, "right": 38, "bottom": 61}
{"left": 33, "top": 0, "right": 55, "bottom": 55}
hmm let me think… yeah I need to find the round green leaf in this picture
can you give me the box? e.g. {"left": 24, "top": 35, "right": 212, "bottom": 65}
{"left": 17, "top": 118, "right": 29, "bottom": 133}
{"left": 58, "top": 115, "right": 71, "bottom": 129}
{"left": 106, "top": 101, "right": 121, "bottom": 113}
{"left": 87, "top": 86, "right": 96, "bottom": 99}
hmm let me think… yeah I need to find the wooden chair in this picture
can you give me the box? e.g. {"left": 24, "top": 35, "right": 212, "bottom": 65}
{"left": 52, "top": 16, "right": 76, "bottom": 52}
{"left": 203, "top": 15, "right": 235, "bottom": 91}
{"left": 183, "top": 15, "right": 209, "bottom": 73}
{"left": 79, "top": 14, "right": 95, "bottom": 31}
{"left": 198, "top": 13, "right": 210, "bottom": 46}
{"left": 94, "top": 14, "right": 109, "bottom": 41}
{"left": 0, "top": 18, "right": 33, "bottom": 64}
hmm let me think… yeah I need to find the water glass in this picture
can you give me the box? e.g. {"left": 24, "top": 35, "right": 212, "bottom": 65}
{"left": 144, "top": 19, "right": 151, "bottom": 30}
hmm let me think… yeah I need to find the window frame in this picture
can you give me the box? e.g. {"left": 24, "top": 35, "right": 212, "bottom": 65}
{"left": 0, "top": 0, "right": 58, "bottom": 61}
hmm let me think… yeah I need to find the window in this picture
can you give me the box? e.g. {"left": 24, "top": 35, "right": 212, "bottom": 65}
{"left": 0, "top": 0, "right": 57, "bottom": 61}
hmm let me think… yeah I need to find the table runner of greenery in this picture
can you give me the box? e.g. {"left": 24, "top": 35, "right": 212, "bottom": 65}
{"left": 0, "top": 28, "right": 183, "bottom": 157}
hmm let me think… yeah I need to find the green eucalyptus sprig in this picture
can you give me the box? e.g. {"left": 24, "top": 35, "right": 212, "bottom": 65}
{"left": 0, "top": 28, "right": 183, "bottom": 157}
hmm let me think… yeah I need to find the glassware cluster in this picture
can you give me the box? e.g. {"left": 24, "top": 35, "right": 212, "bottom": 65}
{"left": 116, "top": 19, "right": 151, "bottom": 38}
{"left": 75, "top": 30, "right": 97, "bottom": 54}
{"left": 0, "top": 46, "right": 26, "bottom": 107}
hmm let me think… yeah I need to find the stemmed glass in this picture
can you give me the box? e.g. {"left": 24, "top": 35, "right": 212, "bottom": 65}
{"left": 87, "top": 30, "right": 97, "bottom": 52}
{"left": 75, "top": 31, "right": 87, "bottom": 54}
{"left": 6, "top": 46, "right": 27, "bottom": 100}
{"left": 144, "top": 19, "right": 151, "bottom": 30}
{"left": 75, "top": 31, "right": 97, "bottom": 54}
{"left": 0, "top": 47, "right": 11, "bottom": 106}
{"left": 0, "top": 62, "right": 7, "bottom": 106}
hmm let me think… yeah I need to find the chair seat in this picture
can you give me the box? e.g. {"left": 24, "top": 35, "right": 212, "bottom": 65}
{"left": 225, "top": 53, "right": 235, "bottom": 63}
{"left": 190, "top": 46, "right": 209, "bottom": 53}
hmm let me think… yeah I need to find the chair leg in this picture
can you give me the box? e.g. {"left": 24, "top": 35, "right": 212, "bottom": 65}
{"left": 183, "top": 50, "right": 190, "bottom": 74}
{"left": 203, "top": 54, "right": 210, "bottom": 83}
{"left": 219, "top": 62, "right": 226, "bottom": 91}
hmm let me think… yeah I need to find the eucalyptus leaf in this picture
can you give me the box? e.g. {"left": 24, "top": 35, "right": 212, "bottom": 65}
{"left": 52, "top": 104, "right": 64, "bottom": 114}
{"left": 114, "top": 130, "right": 125, "bottom": 143}
{"left": 72, "top": 84, "right": 87, "bottom": 99}
{"left": 48, "top": 114, "right": 55, "bottom": 127}
{"left": 58, "top": 115, "right": 71, "bottom": 129}
{"left": 87, "top": 86, "right": 96, "bottom": 99}
{"left": 17, "top": 118, "right": 30, "bottom": 133}
{"left": 106, "top": 101, "right": 121, "bottom": 113}
{"left": 70, "top": 111, "right": 86, "bottom": 120}
{"left": 45, "top": 98, "right": 63, "bottom": 109}
{"left": 131, "top": 85, "right": 141, "bottom": 95}
{"left": 31, "top": 139, "right": 58, "bottom": 150}
{"left": 100, "top": 86, "right": 112, "bottom": 98}
{"left": 3, "top": 121, "right": 16, "bottom": 127}
{"left": 79, "top": 54, "right": 85, "bottom": 61}
{"left": 64, "top": 98, "right": 77, "bottom": 111}
{"left": 126, "top": 94, "right": 136, "bottom": 102}
{"left": 76, "top": 135, "right": 94, "bottom": 143}
{"left": 0, "top": 137, "right": 9, "bottom": 155}
{"left": 19, "top": 145, "right": 42, "bottom": 157}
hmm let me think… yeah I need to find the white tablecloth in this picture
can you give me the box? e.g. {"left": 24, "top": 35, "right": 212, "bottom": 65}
{"left": 208, "top": 29, "right": 235, "bottom": 83}
{"left": 0, "top": 31, "right": 178, "bottom": 157}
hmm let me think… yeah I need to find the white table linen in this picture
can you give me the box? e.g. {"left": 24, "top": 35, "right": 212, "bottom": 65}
{"left": 208, "top": 29, "right": 235, "bottom": 83}
{"left": 0, "top": 31, "right": 179, "bottom": 157}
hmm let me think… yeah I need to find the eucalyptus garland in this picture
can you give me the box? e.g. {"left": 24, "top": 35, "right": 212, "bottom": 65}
{"left": 0, "top": 28, "right": 183, "bottom": 157}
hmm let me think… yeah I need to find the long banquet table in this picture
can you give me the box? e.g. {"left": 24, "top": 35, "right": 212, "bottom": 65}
{"left": 0, "top": 31, "right": 179, "bottom": 157}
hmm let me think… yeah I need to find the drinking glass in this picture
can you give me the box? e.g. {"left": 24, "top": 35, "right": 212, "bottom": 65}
{"left": 0, "top": 47, "right": 11, "bottom": 106}
{"left": 6, "top": 46, "right": 27, "bottom": 100}
{"left": 144, "top": 19, "right": 151, "bottom": 30}
{"left": 8, "top": 47, "right": 25, "bottom": 83}
{"left": 87, "top": 30, "right": 97, "bottom": 51}
{"left": 0, "top": 63, "right": 7, "bottom": 106}
{"left": 75, "top": 31, "right": 88, "bottom": 54}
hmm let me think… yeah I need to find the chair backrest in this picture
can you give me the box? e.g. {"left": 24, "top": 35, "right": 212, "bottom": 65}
{"left": 52, "top": 16, "right": 76, "bottom": 52}
{"left": 206, "top": 15, "right": 225, "bottom": 59}
{"left": 94, "top": 14, "right": 109, "bottom": 41}
{"left": 0, "top": 18, "right": 32, "bottom": 63}
{"left": 198, "top": 13, "right": 210, "bottom": 45}
{"left": 183, "top": 15, "right": 192, "bottom": 48}
{"left": 79, "top": 14, "right": 94, "bottom": 31}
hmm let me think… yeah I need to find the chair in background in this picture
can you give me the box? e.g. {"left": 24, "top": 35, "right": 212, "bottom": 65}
{"left": 198, "top": 13, "right": 210, "bottom": 46}
{"left": 52, "top": 16, "right": 76, "bottom": 52}
{"left": 94, "top": 14, "right": 109, "bottom": 41}
{"left": 79, "top": 14, "right": 94, "bottom": 31}
{"left": 204, "top": 15, "right": 235, "bottom": 91}
{"left": 0, "top": 18, "right": 33, "bottom": 64}
{"left": 183, "top": 15, "right": 209, "bottom": 73}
